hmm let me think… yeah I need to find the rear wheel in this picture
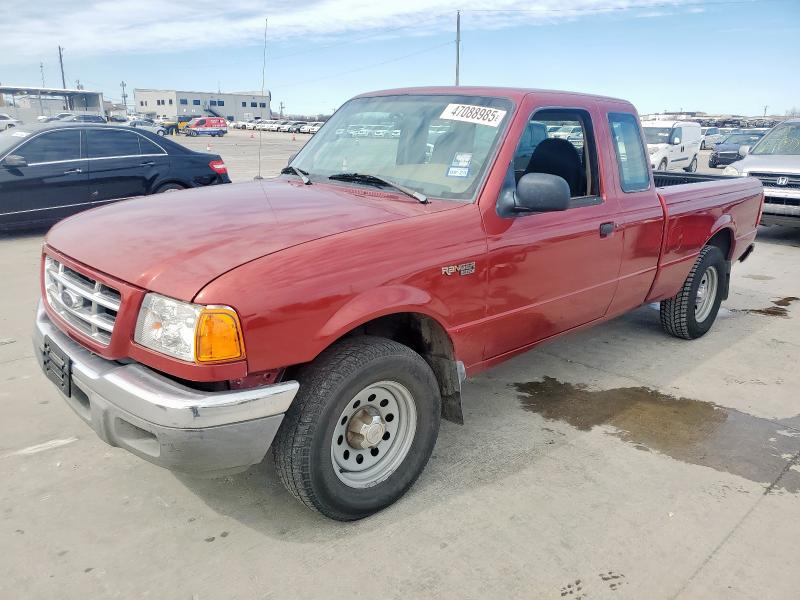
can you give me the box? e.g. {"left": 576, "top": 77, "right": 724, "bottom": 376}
{"left": 660, "top": 245, "right": 726, "bottom": 339}
{"left": 273, "top": 336, "right": 441, "bottom": 521}
{"left": 658, "top": 159, "right": 668, "bottom": 171}
{"left": 701, "top": 141, "right": 706, "bottom": 150}
{"left": 685, "top": 156, "right": 698, "bottom": 172}
{"left": 155, "top": 182, "right": 185, "bottom": 193}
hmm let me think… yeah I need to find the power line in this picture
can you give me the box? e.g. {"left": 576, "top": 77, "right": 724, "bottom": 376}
{"left": 462, "top": 0, "right": 764, "bottom": 14}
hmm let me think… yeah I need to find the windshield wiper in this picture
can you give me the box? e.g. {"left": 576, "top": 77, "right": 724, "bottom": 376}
{"left": 280, "top": 165, "right": 311, "bottom": 185}
{"left": 328, "top": 172, "right": 428, "bottom": 204}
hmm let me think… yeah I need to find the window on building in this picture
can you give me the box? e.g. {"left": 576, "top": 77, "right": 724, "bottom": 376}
{"left": 251, "top": 102, "right": 257, "bottom": 108}
{"left": 179, "top": 99, "right": 188, "bottom": 105}
{"left": 168, "top": 99, "right": 173, "bottom": 105}
{"left": 259, "top": 102, "right": 266, "bottom": 108}
{"left": 210, "top": 100, "right": 217, "bottom": 106}
{"left": 226, "top": 115, "right": 234, "bottom": 121}
{"left": 217, "top": 100, "right": 224, "bottom": 106}
{"left": 139, "top": 101, "right": 144, "bottom": 107}
{"left": 241, "top": 101, "right": 246, "bottom": 107}
{"left": 193, "top": 99, "right": 201, "bottom": 105}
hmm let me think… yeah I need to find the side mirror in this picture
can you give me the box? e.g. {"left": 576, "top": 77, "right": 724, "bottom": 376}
{"left": 672, "top": 137, "right": 681, "bottom": 145}
{"left": 2, "top": 154, "right": 27, "bottom": 168}
{"left": 738, "top": 145, "right": 751, "bottom": 157}
{"left": 512, "top": 173, "right": 570, "bottom": 214}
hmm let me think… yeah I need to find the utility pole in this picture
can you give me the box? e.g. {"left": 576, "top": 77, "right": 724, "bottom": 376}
{"left": 763, "top": 105, "right": 768, "bottom": 117}
{"left": 120, "top": 81, "right": 128, "bottom": 114}
{"left": 40, "top": 62, "right": 45, "bottom": 87}
{"left": 58, "top": 45, "right": 70, "bottom": 110}
{"left": 455, "top": 10, "right": 461, "bottom": 86}
{"left": 279, "top": 101, "right": 285, "bottom": 118}
{"left": 38, "top": 62, "right": 45, "bottom": 116}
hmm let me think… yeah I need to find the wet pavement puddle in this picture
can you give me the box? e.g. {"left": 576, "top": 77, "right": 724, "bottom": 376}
{"left": 740, "top": 296, "right": 799, "bottom": 318}
{"left": 515, "top": 377, "right": 800, "bottom": 493}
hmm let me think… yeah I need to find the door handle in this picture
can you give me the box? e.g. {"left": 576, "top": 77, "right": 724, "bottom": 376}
{"left": 63, "top": 167, "right": 82, "bottom": 174}
{"left": 599, "top": 222, "right": 615, "bottom": 238}
{"left": 140, "top": 161, "right": 155, "bottom": 166}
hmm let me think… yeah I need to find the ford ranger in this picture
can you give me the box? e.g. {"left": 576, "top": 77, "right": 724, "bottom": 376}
{"left": 34, "top": 87, "right": 763, "bottom": 520}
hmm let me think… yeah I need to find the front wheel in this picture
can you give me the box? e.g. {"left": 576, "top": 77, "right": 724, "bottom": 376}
{"left": 658, "top": 159, "right": 668, "bottom": 171}
{"left": 273, "top": 336, "right": 441, "bottom": 521}
{"left": 685, "top": 156, "right": 698, "bottom": 172}
{"left": 660, "top": 245, "right": 726, "bottom": 339}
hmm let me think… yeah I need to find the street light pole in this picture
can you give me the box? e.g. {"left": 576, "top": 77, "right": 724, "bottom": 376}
{"left": 455, "top": 10, "right": 461, "bottom": 86}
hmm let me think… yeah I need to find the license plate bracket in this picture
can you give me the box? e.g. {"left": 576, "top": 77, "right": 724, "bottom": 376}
{"left": 43, "top": 336, "right": 72, "bottom": 397}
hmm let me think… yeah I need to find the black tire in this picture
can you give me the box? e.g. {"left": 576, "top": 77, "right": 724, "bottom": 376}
{"left": 708, "top": 158, "right": 717, "bottom": 168}
{"left": 701, "top": 141, "right": 706, "bottom": 150}
{"left": 658, "top": 159, "right": 668, "bottom": 171}
{"left": 660, "top": 245, "right": 726, "bottom": 340}
{"left": 156, "top": 129, "right": 165, "bottom": 136}
{"left": 155, "top": 182, "right": 185, "bottom": 193}
{"left": 685, "top": 156, "right": 698, "bottom": 173}
{"left": 273, "top": 336, "right": 441, "bottom": 521}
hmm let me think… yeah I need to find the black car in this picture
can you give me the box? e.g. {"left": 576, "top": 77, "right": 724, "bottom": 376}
{"left": 708, "top": 131, "right": 765, "bottom": 168}
{"left": 0, "top": 124, "right": 230, "bottom": 229}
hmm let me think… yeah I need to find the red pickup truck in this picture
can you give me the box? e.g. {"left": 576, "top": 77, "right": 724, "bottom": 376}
{"left": 35, "top": 87, "right": 763, "bottom": 520}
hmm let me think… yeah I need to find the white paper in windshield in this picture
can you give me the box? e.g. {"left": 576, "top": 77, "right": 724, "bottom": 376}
{"left": 11, "top": 131, "right": 29, "bottom": 137}
{"left": 440, "top": 104, "right": 507, "bottom": 127}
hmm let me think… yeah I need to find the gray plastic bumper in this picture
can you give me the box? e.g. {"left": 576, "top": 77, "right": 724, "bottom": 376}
{"left": 33, "top": 301, "right": 298, "bottom": 475}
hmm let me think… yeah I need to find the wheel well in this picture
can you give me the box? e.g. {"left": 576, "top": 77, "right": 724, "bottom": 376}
{"left": 331, "top": 313, "right": 464, "bottom": 424}
{"left": 153, "top": 180, "right": 188, "bottom": 193}
{"left": 707, "top": 228, "right": 733, "bottom": 259}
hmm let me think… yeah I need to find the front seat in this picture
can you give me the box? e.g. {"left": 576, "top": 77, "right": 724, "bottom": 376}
{"left": 524, "top": 138, "right": 584, "bottom": 197}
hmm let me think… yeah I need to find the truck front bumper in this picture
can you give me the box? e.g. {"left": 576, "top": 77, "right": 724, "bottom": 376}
{"left": 33, "top": 302, "right": 299, "bottom": 475}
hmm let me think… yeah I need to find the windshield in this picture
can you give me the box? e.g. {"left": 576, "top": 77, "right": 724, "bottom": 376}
{"left": 643, "top": 127, "right": 671, "bottom": 144}
{"left": 751, "top": 123, "right": 800, "bottom": 155}
{"left": 721, "top": 133, "right": 763, "bottom": 146}
{"left": 290, "top": 94, "right": 513, "bottom": 201}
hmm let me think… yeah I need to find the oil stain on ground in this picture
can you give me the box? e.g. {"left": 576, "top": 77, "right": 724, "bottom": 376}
{"left": 741, "top": 296, "right": 799, "bottom": 318}
{"left": 515, "top": 377, "right": 800, "bottom": 493}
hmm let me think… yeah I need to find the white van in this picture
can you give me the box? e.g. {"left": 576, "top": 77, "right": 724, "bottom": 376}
{"left": 642, "top": 120, "right": 702, "bottom": 172}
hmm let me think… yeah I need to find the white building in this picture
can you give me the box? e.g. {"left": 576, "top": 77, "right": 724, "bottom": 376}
{"left": 133, "top": 88, "right": 271, "bottom": 121}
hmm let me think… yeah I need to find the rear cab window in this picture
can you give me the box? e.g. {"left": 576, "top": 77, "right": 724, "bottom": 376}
{"left": 608, "top": 112, "right": 650, "bottom": 192}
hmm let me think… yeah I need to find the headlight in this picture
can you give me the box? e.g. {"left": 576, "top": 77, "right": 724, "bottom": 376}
{"left": 723, "top": 166, "right": 739, "bottom": 176}
{"left": 648, "top": 147, "right": 659, "bottom": 155}
{"left": 134, "top": 293, "right": 245, "bottom": 363}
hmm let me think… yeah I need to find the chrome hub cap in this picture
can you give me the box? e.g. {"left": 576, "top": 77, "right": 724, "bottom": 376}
{"left": 331, "top": 380, "right": 417, "bottom": 488}
{"left": 695, "top": 265, "right": 718, "bottom": 323}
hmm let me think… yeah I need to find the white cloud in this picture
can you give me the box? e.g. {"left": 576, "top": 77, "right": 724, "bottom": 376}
{"left": 0, "top": 0, "right": 700, "bottom": 63}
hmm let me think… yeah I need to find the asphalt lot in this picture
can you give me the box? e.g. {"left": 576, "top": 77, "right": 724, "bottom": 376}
{"left": 1, "top": 131, "right": 799, "bottom": 599}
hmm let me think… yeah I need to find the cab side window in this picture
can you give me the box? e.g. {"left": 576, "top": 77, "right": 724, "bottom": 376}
{"left": 17, "top": 130, "right": 81, "bottom": 164}
{"left": 670, "top": 127, "right": 683, "bottom": 144}
{"left": 510, "top": 109, "right": 599, "bottom": 199}
{"left": 608, "top": 112, "right": 650, "bottom": 192}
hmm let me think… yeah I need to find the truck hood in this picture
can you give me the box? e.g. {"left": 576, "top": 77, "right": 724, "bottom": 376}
{"left": 46, "top": 179, "right": 456, "bottom": 300}
{"left": 737, "top": 154, "right": 800, "bottom": 175}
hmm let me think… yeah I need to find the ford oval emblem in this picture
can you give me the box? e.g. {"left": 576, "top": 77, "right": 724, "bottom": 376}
{"left": 60, "top": 289, "right": 83, "bottom": 309}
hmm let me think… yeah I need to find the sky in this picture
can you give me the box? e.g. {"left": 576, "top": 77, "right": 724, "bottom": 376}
{"left": 1, "top": 0, "right": 799, "bottom": 117}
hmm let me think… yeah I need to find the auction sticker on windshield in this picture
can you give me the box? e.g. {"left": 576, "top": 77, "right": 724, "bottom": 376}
{"left": 440, "top": 104, "right": 507, "bottom": 127}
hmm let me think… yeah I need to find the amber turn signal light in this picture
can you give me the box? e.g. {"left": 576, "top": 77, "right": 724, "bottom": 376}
{"left": 195, "top": 307, "right": 245, "bottom": 363}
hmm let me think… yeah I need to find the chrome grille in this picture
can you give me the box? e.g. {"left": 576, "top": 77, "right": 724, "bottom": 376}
{"left": 43, "top": 256, "right": 121, "bottom": 345}
{"left": 748, "top": 172, "right": 800, "bottom": 190}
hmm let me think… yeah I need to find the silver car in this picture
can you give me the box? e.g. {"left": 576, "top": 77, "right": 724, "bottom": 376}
{"left": 700, "top": 127, "right": 723, "bottom": 149}
{"left": 128, "top": 119, "right": 167, "bottom": 136}
{"left": 0, "top": 113, "right": 21, "bottom": 131}
{"left": 724, "top": 119, "right": 800, "bottom": 227}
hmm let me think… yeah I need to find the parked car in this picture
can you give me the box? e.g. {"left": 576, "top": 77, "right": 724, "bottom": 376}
{"left": 724, "top": 119, "right": 800, "bottom": 227}
{"left": 32, "top": 87, "right": 762, "bottom": 521}
{"left": 299, "top": 122, "right": 313, "bottom": 133}
{"left": 0, "top": 123, "right": 229, "bottom": 229}
{"left": 0, "top": 113, "right": 21, "bottom": 131}
{"left": 308, "top": 122, "right": 324, "bottom": 134}
{"left": 38, "top": 112, "right": 75, "bottom": 123}
{"left": 268, "top": 120, "right": 288, "bottom": 131}
{"left": 128, "top": 119, "right": 167, "bottom": 136}
{"left": 643, "top": 120, "right": 702, "bottom": 172}
{"left": 549, "top": 125, "right": 582, "bottom": 140}
{"left": 708, "top": 131, "right": 765, "bottom": 167}
{"left": 700, "top": 126, "right": 723, "bottom": 149}
{"left": 279, "top": 121, "right": 305, "bottom": 133}
{"left": 59, "top": 114, "right": 107, "bottom": 123}
{"left": 183, "top": 117, "right": 227, "bottom": 137}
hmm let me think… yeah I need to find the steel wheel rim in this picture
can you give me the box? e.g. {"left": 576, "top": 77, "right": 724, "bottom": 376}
{"left": 331, "top": 380, "right": 417, "bottom": 488}
{"left": 695, "top": 265, "right": 718, "bottom": 322}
